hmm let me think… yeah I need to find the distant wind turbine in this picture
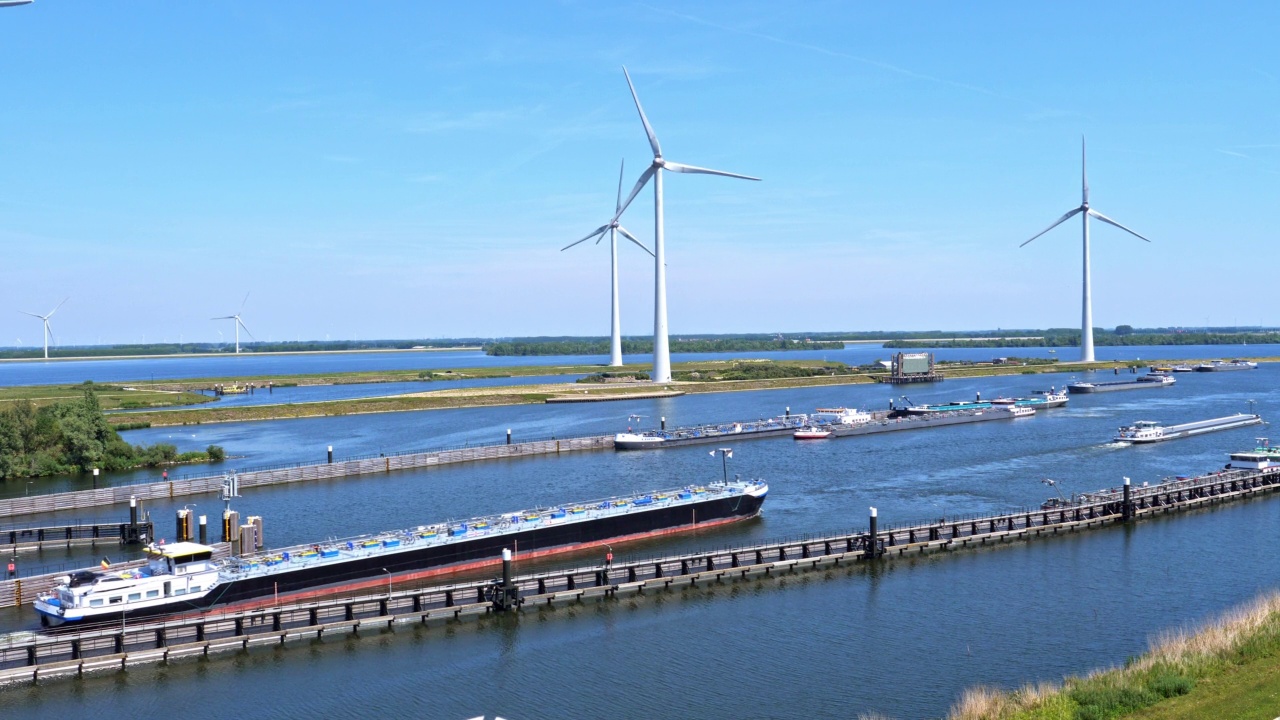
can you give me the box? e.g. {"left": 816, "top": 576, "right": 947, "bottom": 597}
{"left": 20, "top": 298, "right": 68, "bottom": 359}
{"left": 612, "top": 67, "right": 760, "bottom": 382}
{"left": 212, "top": 293, "right": 255, "bottom": 354}
{"left": 562, "top": 160, "right": 654, "bottom": 367}
{"left": 1020, "top": 137, "right": 1151, "bottom": 362}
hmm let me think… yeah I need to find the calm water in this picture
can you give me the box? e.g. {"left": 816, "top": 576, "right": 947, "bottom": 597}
{"left": 0, "top": 343, "right": 1273, "bottom": 386}
{"left": 1, "top": 365, "right": 1278, "bottom": 718}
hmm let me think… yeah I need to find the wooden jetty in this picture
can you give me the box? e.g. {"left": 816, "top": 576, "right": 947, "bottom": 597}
{"left": 0, "top": 434, "right": 615, "bottom": 520}
{"left": 0, "top": 464, "right": 1275, "bottom": 685}
{"left": 2, "top": 519, "right": 155, "bottom": 553}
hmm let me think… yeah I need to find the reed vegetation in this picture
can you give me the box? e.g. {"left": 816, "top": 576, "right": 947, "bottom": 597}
{"left": 947, "top": 590, "right": 1280, "bottom": 719}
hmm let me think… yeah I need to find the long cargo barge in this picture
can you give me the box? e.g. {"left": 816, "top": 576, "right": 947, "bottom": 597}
{"left": 33, "top": 479, "right": 768, "bottom": 626}
{"left": 1114, "top": 413, "right": 1263, "bottom": 444}
{"left": 619, "top": 406, "right": 1029, "bottom": 451}
{"left": 1067, "top": 373, "right": 1176, "bottom": 393}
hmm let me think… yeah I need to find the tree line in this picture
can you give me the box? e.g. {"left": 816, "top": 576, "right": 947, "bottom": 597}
{"left": 0, "top": 385, "right": 224, "bottom": 480}
{"left": 485, "top": 338, "right": 845, "bottom": 356}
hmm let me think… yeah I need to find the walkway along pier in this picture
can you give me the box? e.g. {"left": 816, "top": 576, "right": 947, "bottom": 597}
{"left": 1, "top": 464, "right": 1276, "bottom": 684}
{"left": 0, "top": 434, "right": 616, "bottom": 520}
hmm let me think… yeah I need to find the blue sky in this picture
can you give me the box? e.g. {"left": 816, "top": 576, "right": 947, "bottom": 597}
{"left": 0, "top": 2, "right": 1276, "bottom": 345}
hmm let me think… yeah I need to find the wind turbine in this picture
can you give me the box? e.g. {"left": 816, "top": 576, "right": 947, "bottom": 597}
{"left": 1020, "top": 138, "right": 1151, "bottom": 362}
{"left": 20, "top": 298, "right": 67, "bottom": 359}
{"left": 212, "top": 293, "right": 255, "bottom": 354}
{"left": 611, "top": 66, "right": 760, "bottom": 383}
{"left": 562, "top": 160, "right": 654, "bottom": 367}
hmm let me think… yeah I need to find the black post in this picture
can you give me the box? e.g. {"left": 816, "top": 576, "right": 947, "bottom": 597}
{"left": 494, "top": 548, "right": 517, "bottom": 611}
{"left": 506, "top": 429, "right": 512, "bottom": 445}
{"left": 129, "top": 496, "right": 138, "bottom": 528}
{"left": 785, "top": 406, "right": 790, "bottom": 419}
{"left": 198, "top": 515, "right": 207, "bottom": 545}
{"left": 327, "top": 445, "right": 333, "bottom": 464}
{"left": 866, "top": 507, "right": 879, "bottom": 559}
{"left": 660, "top": 416, "right": 666, "bottom": 430}
{"left": 1122, "top": 476, "right": 1133, "bottom": 522}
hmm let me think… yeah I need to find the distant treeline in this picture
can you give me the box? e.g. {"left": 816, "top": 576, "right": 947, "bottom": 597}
{"left": 884, "top": 330, "right": 1280, "bottom": 349}
{"left": 0, "top": 340, "right": 483, "bottom": 360}
{"left": 672, "top": 362, "right": 854, "bottom": 382}
{"left": 485, "top": 338, "right": 845, "bottom": 356}
{"left": 0, "top": 385, "right": 224, "bottom": 480}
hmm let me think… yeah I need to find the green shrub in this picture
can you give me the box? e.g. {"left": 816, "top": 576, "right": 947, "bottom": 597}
{"left": 206, "top": 445, "right": 225, "bottom": 461}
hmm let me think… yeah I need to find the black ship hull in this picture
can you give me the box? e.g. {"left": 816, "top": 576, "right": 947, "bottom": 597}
{"left": 201, "top": 490, "right": 765, "bottom": 609}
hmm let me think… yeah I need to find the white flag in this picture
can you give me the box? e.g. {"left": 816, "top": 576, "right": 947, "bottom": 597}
{"left": 727, "top": 450, "right": 733, "bottom": 458}
{"left": 709, "top": 450, "right": 716, "bottom": 456}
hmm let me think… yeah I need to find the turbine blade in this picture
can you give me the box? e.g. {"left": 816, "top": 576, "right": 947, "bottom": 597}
{"left": 1019, "top": 207, "right": 1083, "bottom": 247}
{"left": 240, "top": 292, "right": 250, "bottom": 312}
{"left": 615, "top": 158, "right": 625, "bottom": 215}
{"left": 46, "top": 322, "right": 55, "bottom": 346}
{"left": 239, "top": 319, "right": 256, "bottom": 341}
{"left": 211, "top": 316, "right": 236, "bottom": 320}
{"left": 662, "top": 160, "right": 760, "bottom": 181}
{"left": 622, "top": 66, "right": 662, "bottom": 158}
{"left": 1088, "top": 209, "right": 1152, "bottom": 242}
{"left": 19, "top": 311, "right": 42, "bottom": 319}
{"left": 47, "top": 297, "right": 69, "bottom": 318}
{"left": 1081, "top": 135, "right": 1089, "bottom": 206}
{"left": 617, "top": 226, "right": 654, "bottom": 257}
{"left": 562, "top": 225, "right": 609, "bottom": 251}
{"left": 614, "top": 166, "right": 656, "bottom": 221}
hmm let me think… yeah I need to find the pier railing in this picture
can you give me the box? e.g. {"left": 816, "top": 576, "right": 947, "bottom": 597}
{"left": 0, "top": 433, "right": 615, "bottom": 520}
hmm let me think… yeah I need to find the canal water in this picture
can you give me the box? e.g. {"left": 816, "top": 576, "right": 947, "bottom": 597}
{"left": 1, "top": 365, "right": 1278, "bottom": 718}
{"left": 0, "top": 343, "right": 1272, "bottom": 386}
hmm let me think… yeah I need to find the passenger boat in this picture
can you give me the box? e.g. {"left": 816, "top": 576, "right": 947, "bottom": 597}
{"left": 793, "top": 427, "right": 832, "bottom": 440}
{"left": 1171, "top": 365, "right": 1195, "bottom": 372}
{"left": 34, "top": 480, "right": 768, "bottom": 627}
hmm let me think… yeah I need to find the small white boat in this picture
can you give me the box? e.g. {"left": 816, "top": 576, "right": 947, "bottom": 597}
{"left": 613, "top": 432, "right": 665, "bottom": 449}
{"left": 793, "top": 427, "right": 832, "bottom": 440}
{"left": 1004, "top": 405, "right": 1036, "bottom": 418}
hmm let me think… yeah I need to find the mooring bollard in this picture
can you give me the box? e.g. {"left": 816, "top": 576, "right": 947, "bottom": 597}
{"left": 785, "top": 407, "right": 790, "bottom": 419}
{"left": 506, "top": 429, "right": 512, "bottom": 445}
{"left": 660, "top": 416, "right": 666, "bottom": 430}
{"left": 1122, "top": 476, "right": 1133, "bottom": 522}
{"left": 327, "top": 445, "right": 333, "bottom": 464}
{"left": 129, "top": 496, "right": 138, "bottom": 528}
{"left": 198, "top": 515, "right": 207, "bottom": 545}
{"left": 866, "top": 507, "right": 879, "bottom": 559}
{"left": 493, "top": 548, "right": 518, "bottom": 611}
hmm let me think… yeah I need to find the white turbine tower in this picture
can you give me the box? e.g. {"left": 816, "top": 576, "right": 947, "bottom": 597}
{"left": 612, "top": 66, "right": 760, "bottom": 383}
{"left": 1020, "top": 138, "right": 1151, "bottom": 362}
{"left": 562, "top": 160, "right": 655, "bottom": 367}
{"left": 19, "top": 298, "right": 67, "bottom": 359}
{"left": 212, "top": 293, "right": 255, "bottom": 354}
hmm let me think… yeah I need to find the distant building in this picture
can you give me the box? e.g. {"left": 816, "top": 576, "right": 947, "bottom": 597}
{"left": 885, "top": 352, "right": 941, "bottom": 384}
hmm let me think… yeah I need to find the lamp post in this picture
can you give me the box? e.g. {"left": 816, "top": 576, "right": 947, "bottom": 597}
{"left": 711, "top": 448, "right": 732, "bottom": 484}
{"left": 381, "top": 567, "right": 392, "bottom": 598}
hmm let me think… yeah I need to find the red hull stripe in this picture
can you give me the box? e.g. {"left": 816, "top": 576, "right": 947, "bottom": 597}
{"left": 214, "top": 511, "right": 757, "bottom": 614}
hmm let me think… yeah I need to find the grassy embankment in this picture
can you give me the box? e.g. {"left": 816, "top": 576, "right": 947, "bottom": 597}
{"left": 947, "top": 590, "right": 1280, "bottom": 720}
{"left": 88, "top": 356, "right": 1226, "bottom": 428}
{"left": 0, "top": 381, "right": 213, "bottom": 411}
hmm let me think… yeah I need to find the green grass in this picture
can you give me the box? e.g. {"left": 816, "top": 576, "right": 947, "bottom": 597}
{"left": 948, "top": 591, "right": 1280, "bottom": 720}
{"left": 0, "top": 381, "right": 214, "bottom": 410}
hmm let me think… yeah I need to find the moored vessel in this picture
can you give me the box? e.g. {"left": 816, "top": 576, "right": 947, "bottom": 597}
{"left": 34, "top": 479, "right": 768, "bottom": 626}
{"left": 793, "top": 427, "right": 832, "bottom": 440}
{"left": 1194, "top": 359, "right": 1257, "bottom": 371}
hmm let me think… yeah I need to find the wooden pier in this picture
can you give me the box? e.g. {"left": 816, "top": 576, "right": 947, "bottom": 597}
{"left": 0, "top": 465, "right": 1275, "bottom": 685}
{"left": 3, "top": 520, "right": 155, "bottom": 553}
